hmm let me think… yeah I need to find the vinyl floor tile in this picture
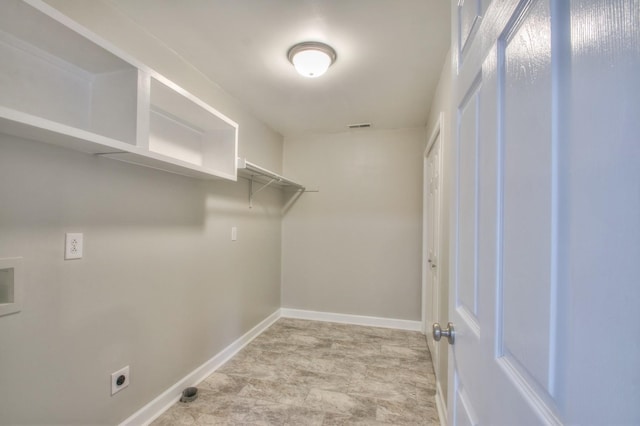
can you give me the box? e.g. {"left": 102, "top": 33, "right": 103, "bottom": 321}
{"left": 152, "top": 318, "right": 439, "bottom": 426}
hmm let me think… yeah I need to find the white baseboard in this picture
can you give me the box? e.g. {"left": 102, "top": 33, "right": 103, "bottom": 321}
{"left": 435, "top": 380, "right": 448, "bottom": 426}
{"left": 119, "top": 309, "right": 281, "bottom": 426}
{"left": 280, "top": 308, "right": 422, "bottom": 331}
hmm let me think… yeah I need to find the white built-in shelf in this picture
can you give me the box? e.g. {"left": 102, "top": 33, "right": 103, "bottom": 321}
{"left": 0, "top": 0, "right": 238, "bottom": 181}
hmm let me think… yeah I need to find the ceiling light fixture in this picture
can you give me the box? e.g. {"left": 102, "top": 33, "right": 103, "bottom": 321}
{"left": 287, "top": 41, "right": 337, "bottom": 78}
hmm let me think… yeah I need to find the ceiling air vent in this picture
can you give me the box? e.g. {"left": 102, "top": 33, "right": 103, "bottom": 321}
{"left": 348, "top": 123, "right": 371, "bottom": 129}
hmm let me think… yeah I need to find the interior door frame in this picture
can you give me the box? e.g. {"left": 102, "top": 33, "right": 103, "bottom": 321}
{"left": 422, "top": 112, "right": 447, "bottom": 424}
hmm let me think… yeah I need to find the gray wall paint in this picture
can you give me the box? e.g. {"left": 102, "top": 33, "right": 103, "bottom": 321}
{"left": 282, "top": 128, "right": 425, "bottom": 321}
{"left": 0, "top": 136, "right": 283, "bottom": 424}
{"left": 0, "top": 2, "right": 284, "bottom": 424}
{"left": 425, "top": 49, "right": 453, "bottom": 409}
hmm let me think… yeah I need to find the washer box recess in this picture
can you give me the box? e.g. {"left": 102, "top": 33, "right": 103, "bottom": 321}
{"left": 0, "top": 257, "right": 23, "bottom": 317}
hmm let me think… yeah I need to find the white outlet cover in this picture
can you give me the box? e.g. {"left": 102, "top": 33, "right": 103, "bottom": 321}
{"left": 65, "top": 233, "right": 83, "bottom": 260}
{"left": 111, "top": 365, "right": 130, "bottom": 395}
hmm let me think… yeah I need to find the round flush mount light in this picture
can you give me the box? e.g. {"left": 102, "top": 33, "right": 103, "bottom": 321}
{"left": 287, "top": 41, "right": 337, "bottom": 78}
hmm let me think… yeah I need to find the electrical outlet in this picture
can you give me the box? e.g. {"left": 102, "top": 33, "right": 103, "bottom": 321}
{"left": 65, "top": 233, "right": 83, "bottom": 260}
{"left": 231, "top": 226, "right": 237, "bottom": 241}
{"left": 111, "top": 365, "right": 130, "bottom": 395}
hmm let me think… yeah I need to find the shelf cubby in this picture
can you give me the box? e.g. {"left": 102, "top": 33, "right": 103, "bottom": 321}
{"left": 148, "top": 77, "right": 237, "bottom": 178}
{"left": 0, "top": 0, "right": 138, "bottom": 146}
{"left": 0, "top": 0, "right": 239, "bottom": 181}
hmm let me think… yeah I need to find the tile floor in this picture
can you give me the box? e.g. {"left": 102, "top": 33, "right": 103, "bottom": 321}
{"left": 152, "top": 318, "right": 439, "bottom": 425}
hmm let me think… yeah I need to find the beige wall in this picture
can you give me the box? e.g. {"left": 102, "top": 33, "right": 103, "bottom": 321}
{"left": 281, "top": 128, "right": 425, "bottom": 321}
{"left": 424, "top": 49, "right": 453, "bottom": 408}
{"left": 0, "top": 1, "right": 284, "bottom": 424}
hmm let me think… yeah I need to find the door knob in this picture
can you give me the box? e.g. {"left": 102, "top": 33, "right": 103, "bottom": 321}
{"left": 432, "top": 322, "right": 455, "bottom": 344}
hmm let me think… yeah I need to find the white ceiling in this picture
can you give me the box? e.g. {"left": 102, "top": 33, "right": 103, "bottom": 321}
{"left": 107, "top": 0, "right": 451, "bottom": 137}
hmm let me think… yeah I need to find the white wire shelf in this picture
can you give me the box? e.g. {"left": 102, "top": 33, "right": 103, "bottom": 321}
{"left": 236, "top": 158, "right": 308, "bottom": 208}
{"left": 237, "top": 158, "right": 305, "bottom": 190}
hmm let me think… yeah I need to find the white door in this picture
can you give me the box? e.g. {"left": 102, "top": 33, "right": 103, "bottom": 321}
{"left": 441, "top": 0, "right": 640, "bottom": 424}
{"left": 423, "top": 115, "right": 444, "bottom": 389}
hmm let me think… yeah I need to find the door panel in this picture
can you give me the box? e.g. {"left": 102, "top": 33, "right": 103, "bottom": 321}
{"left": 451, "top": 75, "right": 484, "bottom": 426}
{"left": 560, "top": 1, "right": 640, "bottom": 422}
{"left": 459, "top": 0, "right": 483, "bottom": 56}
{"left": 449, "top": 0, "right": 563, "bottom": 424}
{"left": 456, "top": 77, "right": 481, "bottom": 325}
{"left": 449, "top": 0, "right": 640, "bottom": 424}
{"left": 454, "top": 385, "right": 477, "bottom": 426}
{"left": 500, "top": 0, "right": 554, "bottom": 394}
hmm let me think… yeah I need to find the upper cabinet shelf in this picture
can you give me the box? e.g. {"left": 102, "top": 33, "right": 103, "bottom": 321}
{"left": 0, "top": 0, "right": 238, "bottom": 181}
